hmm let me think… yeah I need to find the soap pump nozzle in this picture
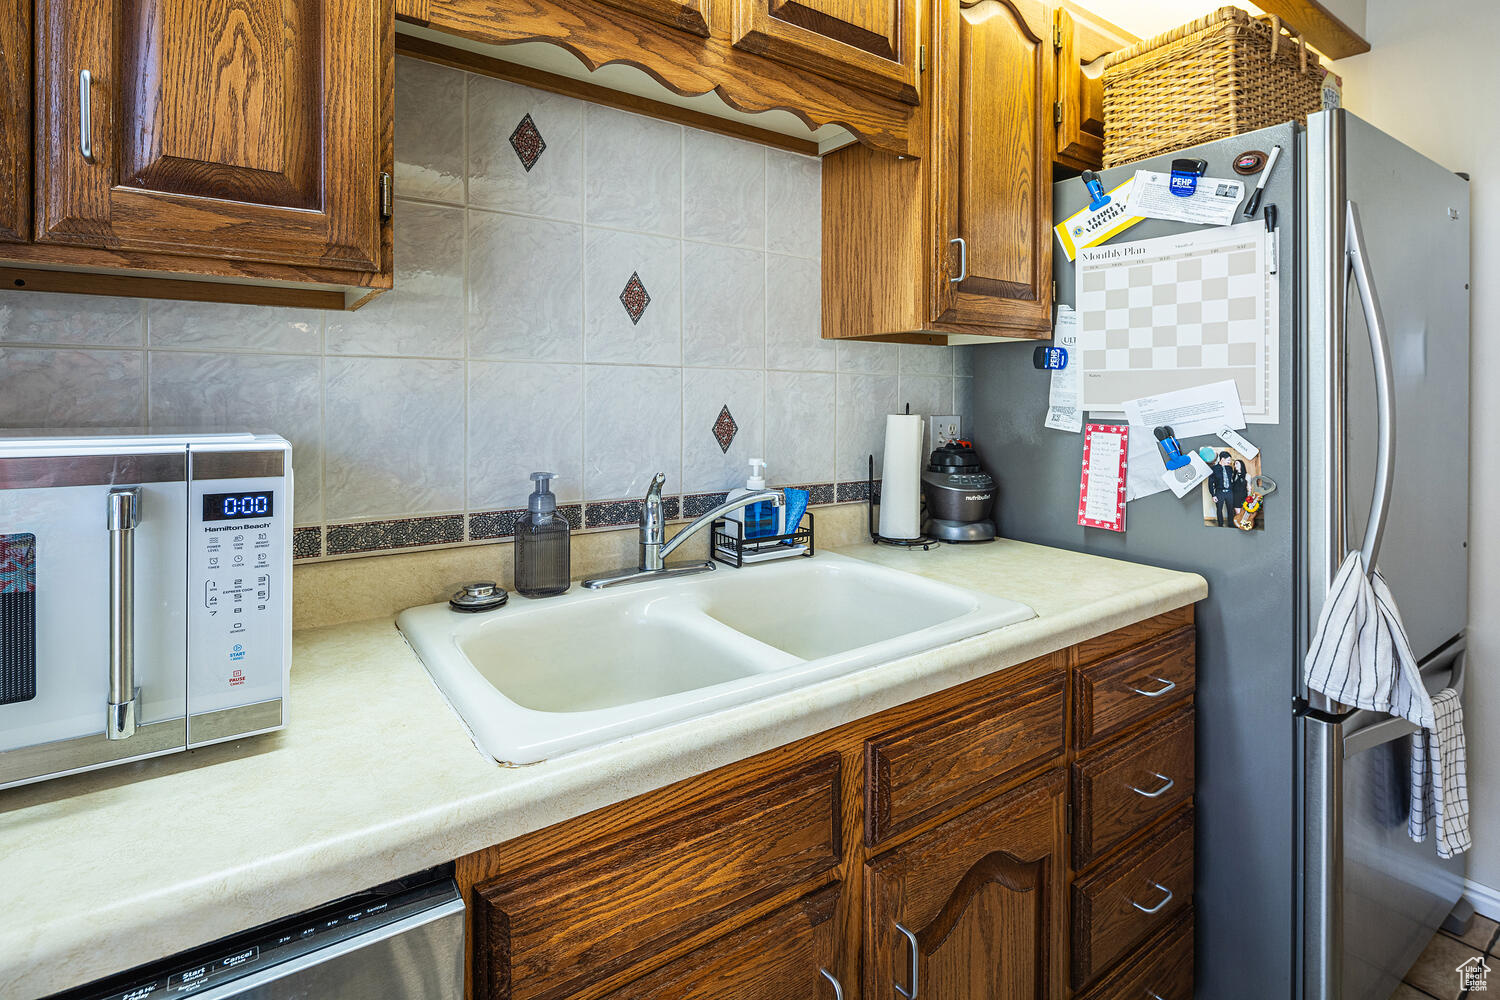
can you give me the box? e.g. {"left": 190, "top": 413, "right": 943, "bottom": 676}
{"left": 528, "top": 471, "right": 557, "bottom": 522}
{"left": 746, "top": 458, "right": 767, "bottom": 490}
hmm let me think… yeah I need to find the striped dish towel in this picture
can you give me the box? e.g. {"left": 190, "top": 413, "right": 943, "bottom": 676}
{"left": 1412, "top": 688, "right": 1470, "bottom": 858}
{"left": 1304, "top": 551, "right": 1469, "bottom": 857}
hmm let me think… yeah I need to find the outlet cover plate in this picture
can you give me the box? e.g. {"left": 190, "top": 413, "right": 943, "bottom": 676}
{"left": 929, "top": 415, "right": 961, "bottom": 454}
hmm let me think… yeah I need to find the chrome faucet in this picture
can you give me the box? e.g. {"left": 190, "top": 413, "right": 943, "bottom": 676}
{"left": 583, "top": 472, "right": 783, "bottom": 590}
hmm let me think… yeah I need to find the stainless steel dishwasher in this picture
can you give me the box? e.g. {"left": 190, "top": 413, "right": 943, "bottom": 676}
{"left": 49, "top": 867, "right": 465, "bottom": 1000}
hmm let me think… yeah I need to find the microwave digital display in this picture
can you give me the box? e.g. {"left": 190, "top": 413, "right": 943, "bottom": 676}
{"left": 202, "top": 491, "right": 275, "bottom": 522}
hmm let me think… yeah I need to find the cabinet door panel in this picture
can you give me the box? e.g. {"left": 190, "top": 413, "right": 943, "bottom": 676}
{"left": 866, "top": 769, "right": 1067, "bottom": 1000}
{"left": 932, "top": 0, "right": 1053, "bottom": 334}
{"left": 731, "top": 0, "right": 918, "bottom": 104}
{"left": 596, "top": 0, "right": 710, "bottom": 36}
{"left": 0, "top": 0, "right": 28, "bottom": 243}
{"left": 35, "top": 0, "right": 382, "bottom": 271}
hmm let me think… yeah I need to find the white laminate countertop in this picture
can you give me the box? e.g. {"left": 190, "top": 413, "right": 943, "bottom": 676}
{"left": 0, "top": 540, "right": 1205, "bottom": 998}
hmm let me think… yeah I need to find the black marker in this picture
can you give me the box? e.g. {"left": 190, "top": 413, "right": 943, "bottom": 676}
{"left": 1242, "top": 144, "right": 1282, "bottom": 218}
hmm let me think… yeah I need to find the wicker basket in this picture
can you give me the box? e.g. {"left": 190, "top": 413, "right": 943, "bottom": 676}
{"left": 1101, "top": 7, "right": 1339, "bottom": 167}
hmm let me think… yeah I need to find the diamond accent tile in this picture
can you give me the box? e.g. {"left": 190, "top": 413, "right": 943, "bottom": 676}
{"left": 509, "top": 113, "right": 547, "bottom": 172}
{"left": 712, "top": 404, "right": 738, "bottom": 454}
{"left": 619, "top": 271, "right": 651, "bottom": 325}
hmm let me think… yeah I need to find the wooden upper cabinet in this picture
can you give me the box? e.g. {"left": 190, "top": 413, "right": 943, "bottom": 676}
{"left": 1054, "top": 5, "right": 1131, "bottom": 170}
{"left": 730, "top": 0, "right": 919, "bottom": 104}
{"left": 931, "top": 0, "right": 1054, "bottom": 335}
{"left": 0, "top": 0, "right": 29, "bottom": 243}
{"left": 865, "top": 770, "right": 1068, "bottom": 1000}
{"left": 34, "top": 0, "right": 384, "bottom": 272}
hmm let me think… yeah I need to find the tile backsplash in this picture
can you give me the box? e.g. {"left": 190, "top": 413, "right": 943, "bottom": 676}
{"left": 0, "top": 55, "right": 974, "bottom": 560}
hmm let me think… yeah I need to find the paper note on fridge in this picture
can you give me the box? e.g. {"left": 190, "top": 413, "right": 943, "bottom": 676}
{"left": 1045, "top": 306, "right": 1082, "bottom": 433}
{"left": 1054, "top": 178, "right": 1145, "bottom": 261}
{"left": 1121, "top": 380, "right": 1247, "bottom": 439}
{"left": 1124, "top": 170, "right": 1245, "bottom": 226}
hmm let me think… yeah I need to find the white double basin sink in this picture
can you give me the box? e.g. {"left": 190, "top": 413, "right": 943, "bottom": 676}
{"left": 396, "top": 551, "right": 1035, "bottom": 764}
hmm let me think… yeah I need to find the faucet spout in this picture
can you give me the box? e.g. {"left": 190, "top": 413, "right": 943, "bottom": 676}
{"left": 658, "top": 490, "right": 783, "bottom": 561}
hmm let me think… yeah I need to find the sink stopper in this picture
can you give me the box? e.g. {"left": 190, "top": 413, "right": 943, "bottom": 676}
{"left": 449, "top": 580, "right": 509, "bottom": 613}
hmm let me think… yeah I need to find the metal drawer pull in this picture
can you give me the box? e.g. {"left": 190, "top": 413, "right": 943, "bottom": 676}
{"left": 949, "top": 237, "right": 967, "bottom": 283}
{"left": 79, "top": 69, "right": 96, "bottom": 163}
{"left": 1130, "top": 772, "right": 1176, "bottom": 798}
{"left": 106, "top": 488, "right": 141, "bottom": 740}
{"left": 895, "top": 922, "right": 919, "bottom": 998}
{"left": 1147, "top": 993, "right": 1167, "bottom": 1000}
{"left": 820, "top": 968, "right": 844, "bottom": 1000}
{"left": 1130, "top": 882, "right": 1174, "bottom": 914}
{"left": 1129, "top": 676, "right": 1177, "bottom": 698}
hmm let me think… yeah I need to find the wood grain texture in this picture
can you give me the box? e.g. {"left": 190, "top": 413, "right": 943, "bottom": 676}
{"left": 1074, "top": 626, "right": 1196, "bottom": 750}
{"left": 422, "top": 0, "right": 916, "bottom": 154}
{"left": 1076, "top": 911, "right": 1193, "bottom": 1000}
{"left": 0, "top": 0, "right": 28, "bottom": 243}
{"left": 930, "top": 0, "right": 1053, "bottom": 335}
{"left": 865, "top": 769, "right": 1068, "bottom": 1000}
{"left": 397, "top": 35, "right": 820, "bottom": 156}
{"left": 592, "top": 885, "right": 843, "bottom": 999}
{"left": 1070, "top": 808, "right": 1193, "bottom": 990}
{"left": 1254, "top": 0, "right": 1369, "bottom": 58}
{"left": 472, "top": 754, "right": 843, "bottom": 1000}
{"left": 1068, "top": 604, "right": 1193, "bottom": 668}
{"left": 865, "top": 658, "right": 1064, "bottom": 846}
{"left": 396, "top": 0, "right": 432, "bottom": 19}
{"left": 596, "top": 0, "right": 710, "bottom": 37}
{"left": 0, "top": 266, "right": 353, "bottom": 308}
{"left": 1072, "top": 709, "right": 1194, "bottom": 870}
{"left": 1053, "top": 8, "right": 1101, "bottom": 170}
{"left": 34, "top": 0, "right": 384, "bottom": 271}
{"left": 729, "top": 0, "right": 918, "bottom": 104}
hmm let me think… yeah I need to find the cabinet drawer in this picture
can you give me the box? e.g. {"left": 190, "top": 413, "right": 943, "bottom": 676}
{"left": 1073, "top": 710, "right": 1195, "bottom": 869}
{"left": 596, "top": 885, "right": 843, "bottom": 999}
{"left": 865, "top": 669, "right": 1065, "bottom": 845}
{"left": 1075, "top": 627, "right": 1194, "bottom": 749}
{"left": 1077, "top": 912, "right": 1194, "bottom": 1000}
{"left": 472, "top": 754, "right": 843, "bottom": 1000}
{"left": 1072, "top": 810, "right": 1193, "bottom": 989}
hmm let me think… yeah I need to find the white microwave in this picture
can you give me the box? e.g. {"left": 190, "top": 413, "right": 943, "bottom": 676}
{"left": 0, "top": 432, "right": 291, "bottom": 790}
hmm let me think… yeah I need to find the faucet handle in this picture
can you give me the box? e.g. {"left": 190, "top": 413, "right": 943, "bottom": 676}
{"left": 644, "top": 472, "right": 666, "bottom": 500}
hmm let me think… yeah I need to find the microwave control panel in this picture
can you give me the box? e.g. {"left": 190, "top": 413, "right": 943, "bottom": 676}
{"left": 186, "top": 452, "right": 290, "bottom": 734}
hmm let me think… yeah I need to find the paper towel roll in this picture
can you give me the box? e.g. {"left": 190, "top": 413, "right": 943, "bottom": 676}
{"left": 879, "top": 413, "right": 925, "bottom": 539}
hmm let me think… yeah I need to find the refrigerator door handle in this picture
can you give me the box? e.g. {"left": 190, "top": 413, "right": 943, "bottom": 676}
{"left": 1347, "top": 200, "right": 1398, "bottom": 577}
{"left": 1342, "top": 641, "right": 1466, "bottom": 758}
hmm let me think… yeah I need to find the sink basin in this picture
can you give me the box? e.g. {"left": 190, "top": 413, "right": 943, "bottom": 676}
{"left": 397, "top": 551, "right": 1034, "bottom": 764}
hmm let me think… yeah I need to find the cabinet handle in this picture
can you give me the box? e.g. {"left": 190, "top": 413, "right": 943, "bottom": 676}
{"left": 106, "top": 488, "right": 141, "bottom": 739}
{"left": 1130, "top": 772, "right": 1176, "bottom": 798}
{"left": 894, "top": 923, "right": 919, "bottom": 998}
{"left": 948, "top": 237, "right": 967, "bottom": 283}
{"left": 820, "top": 968, "right": 844, "bottom": 1000}
{"left": 79, "top": 69, "right": 96, "bottom": 164}
{"left": 1129, "top": 676, "right": 1177, "bottom": 698}
{"left": 1147, "top": 992, "right": 1167, "bottom": 999}
{"left": 1130, "top": 882, "right": 1174, "bottom": 914}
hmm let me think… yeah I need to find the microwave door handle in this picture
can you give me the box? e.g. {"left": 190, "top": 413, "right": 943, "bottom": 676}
{"left": 106, "top": 488, "right": 141, "bottom": 740}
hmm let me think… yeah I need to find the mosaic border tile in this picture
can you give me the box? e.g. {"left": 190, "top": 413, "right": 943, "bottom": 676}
{"left": 325, "top": 514, "right": 465, "bottom": 556}
{"left": 469, "top": 504, "right": 583, "bottom": 541}
{"left": 681, "top": 491, "right": 730, "bottom": 519}
{"left": 836, "top": 480, "right": 877, "bottom": 504}
{"left": 585, "top": 495, "right": 680, "bottom": 528}
{"left": 292, "top": 526, "right": 323, "bottom": 561}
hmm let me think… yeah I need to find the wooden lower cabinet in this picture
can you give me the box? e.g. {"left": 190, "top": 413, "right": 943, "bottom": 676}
{"left": 866, "top": 770, "right": 1068, "bottom": 1000}
{"left": 458, "top": 606, "right": 1196, "bottom": 1000}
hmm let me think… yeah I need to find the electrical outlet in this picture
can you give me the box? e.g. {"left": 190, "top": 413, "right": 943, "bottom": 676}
{"left": 929, "top": 416, "right": 962, "bottom": 453}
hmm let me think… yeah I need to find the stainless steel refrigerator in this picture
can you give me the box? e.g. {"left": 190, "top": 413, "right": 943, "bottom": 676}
{"left": 971, "top": 109, "right": 1470, "bottom": 999}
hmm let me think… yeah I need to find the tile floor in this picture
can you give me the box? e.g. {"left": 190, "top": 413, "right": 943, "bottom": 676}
{"left": 1392, "top": 914, "right": 1499, "bottom": 999}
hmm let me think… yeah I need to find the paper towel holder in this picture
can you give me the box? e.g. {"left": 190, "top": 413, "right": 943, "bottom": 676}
{"left": 867, "top": 454, "right": 937, "bottom": 550}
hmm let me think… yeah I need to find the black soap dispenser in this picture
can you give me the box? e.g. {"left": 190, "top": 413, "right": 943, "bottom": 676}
{"left": 515, "top": 472, "right": 571, "bottom": 598}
